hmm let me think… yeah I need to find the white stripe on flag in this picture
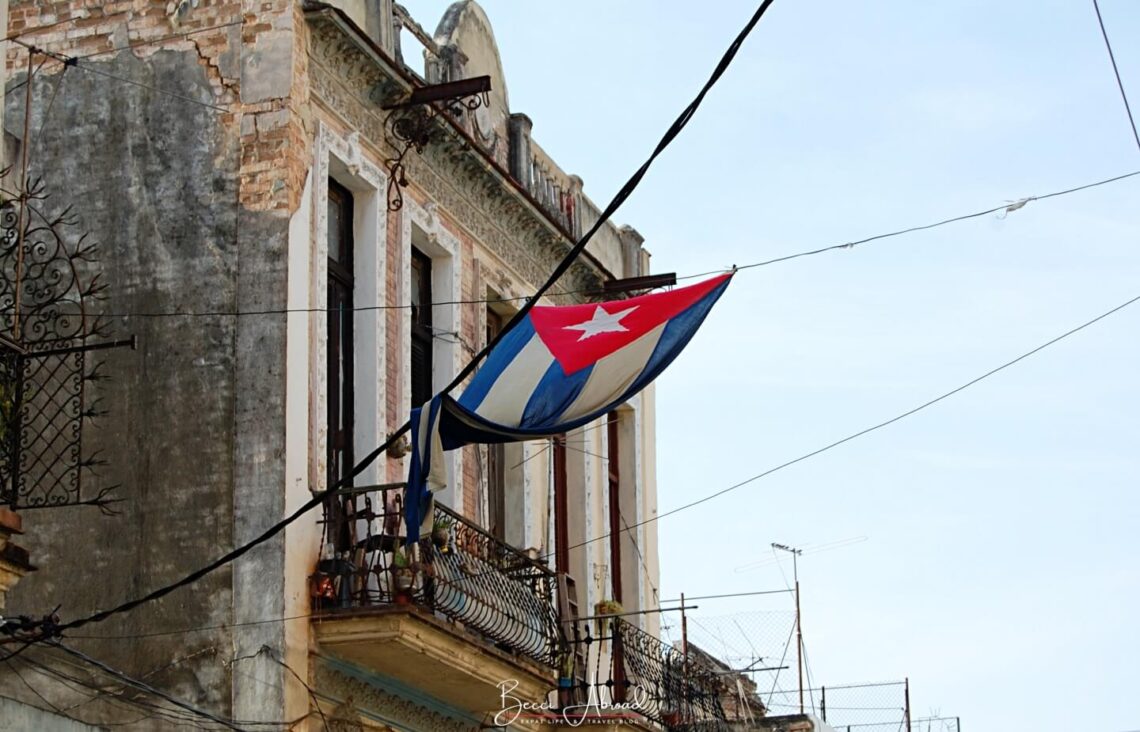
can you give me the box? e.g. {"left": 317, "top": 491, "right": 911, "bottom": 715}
{"left": 559, "top": 322, "right": 666, "bottom": 422}
{"left": 472, "top": 333, "right": 555, "bottom": 428}
{"left": 418, "top": 402, "right": 447, "bottom": 494}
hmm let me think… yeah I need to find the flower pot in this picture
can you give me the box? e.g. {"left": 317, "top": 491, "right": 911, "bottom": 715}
{"left": 392, "top": 567, "right": 415, "bottom": 592}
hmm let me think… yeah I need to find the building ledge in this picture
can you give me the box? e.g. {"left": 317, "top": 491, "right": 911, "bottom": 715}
{"left": 313, "top": 606, "right": 555, "bottom": 715}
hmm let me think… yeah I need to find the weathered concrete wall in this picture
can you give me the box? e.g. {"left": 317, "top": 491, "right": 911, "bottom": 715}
{"left": 2, "top": 48, "right": 245, "bottom": 722}
{"left": 0, "top": 695, "right": 105, "bottom": 731}
{"left": 1, "top": 29, "right": 299, "bottom": 732}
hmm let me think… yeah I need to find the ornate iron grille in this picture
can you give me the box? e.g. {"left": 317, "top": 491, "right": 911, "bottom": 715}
{"left": 0, "top": 173, "right": 124, "bottom": 510}
{"left": 566, "top": 615, "right": 730, "bottom": 731}
{"left": 311, "top": 484, "right": 563, "bottom": 669}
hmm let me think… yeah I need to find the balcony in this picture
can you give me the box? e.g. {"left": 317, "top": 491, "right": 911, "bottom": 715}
{"left": 309, "top": 485, "right": 562, "bottom": 713}
{"left": 568, "top": 616, "right": 730, "bottom": 731}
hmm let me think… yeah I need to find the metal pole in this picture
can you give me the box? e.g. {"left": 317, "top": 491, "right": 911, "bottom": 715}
{"left": 793, "top": 551, "right": 803, "bottom": 714}
{"left": 820, "top": 685, "right": 826, "bottom": 722}
{"left": 680, "top": 593, "right": 689, "bottom": 725}
{"left": 12, "top": 47, "right": 35, "bottom": 341}
{"left": 680, "top": 592, "right": 688, "bottom": 663}
{"left": 772, "top": 542, "right": 805, "bottom": 715}
{"left": 904, "top": 677, "right": 912, "bottom": 732}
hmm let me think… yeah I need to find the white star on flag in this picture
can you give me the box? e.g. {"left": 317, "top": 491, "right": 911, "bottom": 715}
{"left": 562, "top": 305, "right": 639, "bottom": 341}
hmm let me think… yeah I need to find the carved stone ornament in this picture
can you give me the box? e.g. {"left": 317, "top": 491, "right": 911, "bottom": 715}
{"left": 305, "top": 13, "right": 604, "bottom": 302}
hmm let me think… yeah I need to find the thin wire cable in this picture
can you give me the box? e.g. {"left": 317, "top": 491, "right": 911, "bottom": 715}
{"left": 41, "top": 0, "right": 778, "bottom": 639}
{"left": 1092, "top": 0, "right": 1140, "bottom": 153}
{"left": 561, "top": 289, "right": 1140, "bottom": 556}
{"left": 19, "top": 652, "right": 299, "bottom": 729}
{"left": 29, "top": 167, "right": 1131, "bottom": 320}
{"left": 232, "top": 646, "right": 330, "bottom": 732}
{"left": 802, "top": 637, "right": 818, "bottom": 715}
{"left": 67, "top": 287, "right": 1139, "bottom": 620}
{"left": 10, "top": 38, "right": 230, "bottom": 113}
{"left": 47, "top": 642, "right": 244, "bottom": 731}
{"left": 4, "top": 657, "right": 69, "bottom": 715}
{"left": 766, "top": 619, "right": 797, "bottom": 708}
{"left": 62, "top": 57, "right": 230, "bottom": 112}
{"left": 618, "top": 508, "right": 663, "bottom": 614}
{"left": 678, "top": 169, "right": 1140, "bottom": 282}
{"left": 3, "top": 56, "right": 50, "bottom": 98}
{"left": 65, "top": 610, "right": 318, "bottom": 641}
{"left": 35, "top": 65, "right": 68, "bottom": 139}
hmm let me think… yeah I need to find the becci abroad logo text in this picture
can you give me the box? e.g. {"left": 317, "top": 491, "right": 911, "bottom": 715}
{"left": 493, "top": 678, "right": 651, "bottom": 727}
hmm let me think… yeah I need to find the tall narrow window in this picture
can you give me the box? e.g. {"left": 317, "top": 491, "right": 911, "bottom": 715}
{"left": 327, "top": 180, "right": 354, "bottom": 495}
{"left": 605, "top": 412, "right": 628, "bottom": 702}
{"left": 553, "top": 435, "right": 587, "bottom": 704}
{"left": 486, "top": 307, "right": 506, "bottom": 540}
{"left": 607, "top": 412, "right": 623, "bottom": 603}
{"left": 410, "top": 248, "right": 433, "bottom": 406}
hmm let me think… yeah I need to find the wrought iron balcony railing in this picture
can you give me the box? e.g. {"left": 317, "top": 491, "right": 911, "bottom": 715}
{"left": 567, "top": 615, "right": 729, "bottom": 730}
{"left": 310, "top": 485, "right": 562, "bottom": 669}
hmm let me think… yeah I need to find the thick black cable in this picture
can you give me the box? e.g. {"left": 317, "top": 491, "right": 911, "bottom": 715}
{"left": 440, "top": 0, "right": 779, "bottom": 396}
{"left": 47, "top": 0, "right": 779, "bottom": 637}
{"left": 1092, "top": 0, "right": 1140, "bottom": 153}
{"left": 66, "top": 285, "right": 1140, "bottom": 614}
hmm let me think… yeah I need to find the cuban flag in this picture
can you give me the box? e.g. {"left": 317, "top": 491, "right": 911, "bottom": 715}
{"left": 405, "top": 272, "right": 733, "bottom": 540}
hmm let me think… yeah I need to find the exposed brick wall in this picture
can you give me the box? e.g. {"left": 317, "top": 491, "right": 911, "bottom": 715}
{"left": 6, "top": 0, "right": 309, "bottom": 214}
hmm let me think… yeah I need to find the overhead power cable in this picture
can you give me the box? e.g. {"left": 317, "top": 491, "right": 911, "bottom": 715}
{"left": 563, "top": 289, "right": 1140, "bottom": 555}
{"left": 48, "top": 642, "right": 245, "bottom": 731}
{"left": 1091, "top": 0, "right": 1140, "bottom": 153}
{"left": 10, "top": 39, "right": 230, "bottom": 113}
{"left": 393, "top": 285, "right": 1140, "bottom": 583}
{"left": 22, "top": 167, "right": 1132, "bottom": 319}
{"left": 65, "top": 282, "right": 1140, "bottom": 616}
{"left": 38, "top": 0, "right": 780, "bottom": 639}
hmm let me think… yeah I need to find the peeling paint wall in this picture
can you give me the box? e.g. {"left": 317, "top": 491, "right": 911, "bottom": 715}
{"left": 2, "top": 2, "right": 311, "bottom": 727}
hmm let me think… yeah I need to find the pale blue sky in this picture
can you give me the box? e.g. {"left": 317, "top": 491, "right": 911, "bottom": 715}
{"left": 411, "top": 2, "right": 1140, "bottom": 728}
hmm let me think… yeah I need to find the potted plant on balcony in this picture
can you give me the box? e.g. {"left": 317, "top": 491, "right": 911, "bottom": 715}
{"left": 390, "top": 549, "right": 415, "bottom": 603}
{"left": 557, "top": 651, "right": 577, "bottom": 692}
{"left": 431, "top": 516, "right": 454, "bottom": 553}
{"left": 594, "top": 599, "right": 624, "bottom": 639}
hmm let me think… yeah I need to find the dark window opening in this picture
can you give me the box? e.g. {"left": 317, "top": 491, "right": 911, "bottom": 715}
{"left": 327, "top": 179, "right": 354, "bottom": 549}
{"left": 410, "top": 248, "right": 433, "bottom": 406}
{"left": 606, "top": 413, "right": 627, "bottom": 702}
{"left": 607, "top": 412, "right": 623, "bottom": 604}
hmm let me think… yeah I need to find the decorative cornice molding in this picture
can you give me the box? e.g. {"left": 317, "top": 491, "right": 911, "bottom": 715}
{"left": 305, "top": 13, "right": 604, "bottom": 301}
{"left": 315, "top": 658, "right": 474, "bottom": 731}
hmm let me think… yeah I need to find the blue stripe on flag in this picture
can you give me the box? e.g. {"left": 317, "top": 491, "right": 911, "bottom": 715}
{"left": 457, "top": 316, "right": 537, "bottom": 412}
{"left": 519, "top": 359, "right": 594, "bottom": 429}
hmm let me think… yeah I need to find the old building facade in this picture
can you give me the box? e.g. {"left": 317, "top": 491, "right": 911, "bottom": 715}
{"left": 0, "top": 2, "right": 708, "bottom": 729}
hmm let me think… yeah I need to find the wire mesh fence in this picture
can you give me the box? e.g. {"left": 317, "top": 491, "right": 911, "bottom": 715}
{"left": 818, "top": 681, "right": 908, "bottom": 730}
{"left": 654, "top": 599, "right": 958, "bottom": 732}
{"left": 673, "top": 605, "right": 798, "bottom": 724}
{"left": 904, "top": 717, "right": 961, "bottom": 732}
